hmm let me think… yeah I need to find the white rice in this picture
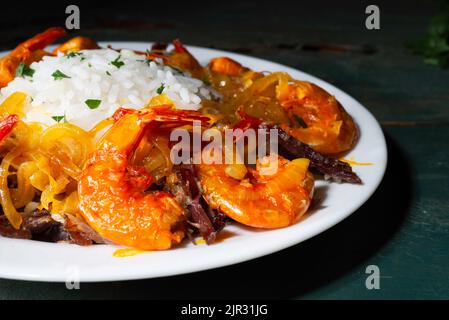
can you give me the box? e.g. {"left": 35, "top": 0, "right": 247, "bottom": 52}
{"left": 0, "top": 49, "right": 215, "bottom": 130}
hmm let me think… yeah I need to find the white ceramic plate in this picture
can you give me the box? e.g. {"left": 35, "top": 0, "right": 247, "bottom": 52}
{"left": 0, "top": 42, "right": 387, "bottom": 282}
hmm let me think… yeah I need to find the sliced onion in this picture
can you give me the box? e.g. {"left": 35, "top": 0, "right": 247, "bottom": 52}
{"left": 0, "top": 147, "right": 24, "bottom": 229}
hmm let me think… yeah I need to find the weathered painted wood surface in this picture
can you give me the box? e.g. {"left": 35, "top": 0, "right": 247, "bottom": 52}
{"left": 0, "top": 0, "right": 448, "bottom": 299}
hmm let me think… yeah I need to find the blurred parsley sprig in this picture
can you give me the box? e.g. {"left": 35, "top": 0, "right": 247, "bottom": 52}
{"left": 408, "top": 0, "right": 449, "bottom": 68}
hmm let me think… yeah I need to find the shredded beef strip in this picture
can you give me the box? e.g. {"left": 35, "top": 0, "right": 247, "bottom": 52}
{"left": 0, "top": 215, "right": 31, "bottom": 239}
{"left": 0, "top": 209, "right": 100, "bottom": 245}
{"left": 168, "top": 164, "right": 227, "bottom": 244}
{"left": 260, "top": 124, "right": 362, "bottom": 184}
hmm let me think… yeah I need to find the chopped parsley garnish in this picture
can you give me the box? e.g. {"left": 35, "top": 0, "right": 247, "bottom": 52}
{"left": 66, "top": 52, "right": 83, "bottom": 58}
{"left": 156, "top": 84, "right": 165, "bottom": 94}
{"left": 137, "top": 59, "right": 151, "bottom": 65}
{"left": 294, "top": 115, "right": 308, "bottom": 128}
{"left": 106, "top": 71, "right": 111, "bottom": 76}
{"left": 88, "top": 63, "right": 92, "bottom": 68}
{"left": 52, "top": 70, "right": 71, "bottom": 80}
{"left": 15, "top": 63, "right": 35, "bottom": 78}
{"left": 85, "top": 99, "right": 102, "bottom": 109}
{"left": 52, "top": 115, "right": 66, "bottom": 123}
{"left": 111, "top": 55, "right": 125, "bottom": 69}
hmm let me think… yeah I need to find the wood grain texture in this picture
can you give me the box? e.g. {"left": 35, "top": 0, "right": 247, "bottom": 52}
{"left": 0, "top": 0, "right": 448, "bottom": 299}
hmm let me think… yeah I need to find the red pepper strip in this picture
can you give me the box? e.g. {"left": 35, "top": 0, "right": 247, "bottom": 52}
{"left": 0, "top": 114, "right": 18, "bottom": 143}
{"left": 110, "top": 107, "right": 136, "bottom": 122}
{"left": 147, "top": 52, "right": 169, "bottom": 62}
{"left": 173, "top": 39, "right": 188, "bottom": 53}
{"left": 146, "top": 40, "right": 182, "bottom": 61}
{"left": 234, "top": 111, "right": 263, "bottom": 131}
{"left": 232, "top": 110, "right": 263, "bottom": 143}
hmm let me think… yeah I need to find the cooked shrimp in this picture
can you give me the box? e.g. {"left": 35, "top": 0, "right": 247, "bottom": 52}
{"left": 277, "top": 80, "right": 358, "bottom": 155}
{"left": 78, "top": 106, "right": 209, "bottom": 250}
{"left": 208, "top": 62, "right": 358, "bottom": 155}
{"left": 0, "top": 27, "right": 66, "bottom": 87}
{"left": 53, "top": 36, "right": 99, "bottom": 54}
{"left": 147, "top": 39, "right": 204, "bottom": 78}
{"left": 209, "top": 57, "right": 246, "bottom": 76}
{"left": 198, "top": 156, "right": 314, "bottom": 228}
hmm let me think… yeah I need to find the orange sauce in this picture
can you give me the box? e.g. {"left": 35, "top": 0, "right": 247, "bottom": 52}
{"left": 113, "top": 248, "right": 146, "bottom": 258}
{"left": 195, "top": 238, "right": 207, "bottom": 245}
{"left": 214, "top": 230, "right": 237, "bottom": 243}
{"left": 340, "top": 156, "right": 373, "bottom": 167}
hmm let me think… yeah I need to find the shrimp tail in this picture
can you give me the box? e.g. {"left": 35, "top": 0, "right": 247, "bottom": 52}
{"left": 15, "top": 27, "right": 66, "bottom": 53}
{"left": 0, "top": 27, "right": 66, "bottom": 87}
{"left": 0, "top": 114, "right": 18, "bottom": 143}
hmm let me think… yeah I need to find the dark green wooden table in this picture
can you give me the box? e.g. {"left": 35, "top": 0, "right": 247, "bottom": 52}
{"left": 1, "top": 0, "right": 448, "bottom": 299}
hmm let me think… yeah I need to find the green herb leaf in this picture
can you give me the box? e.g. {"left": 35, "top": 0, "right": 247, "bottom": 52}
{"left": 137, "top": 59, "right": 151, "bottom": 65}
{"left": 15, "top": 63, "right": 35, "bottom": 77}
{"left": 106, "top": 71, "right": 111, "bottom": 76}
{"left": 66, "top": 52, "right": 83, "bottom": 58}
{"left": 406, "top": 2, "right": 449, "bottom": 68}
{"left": 156, "top": 84, "right": 165, "bottom": 94}
{"left": 52, "top": 70, "right": 71, "bottom": 80}
{"left": 52, "top": 115, "right": 65, "bottom": 123}
{"left": 111, "top": 55, "right": 125, "bottom": 69}
{"left": 85, "top": 99, "right": 102, "bottom": 109}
